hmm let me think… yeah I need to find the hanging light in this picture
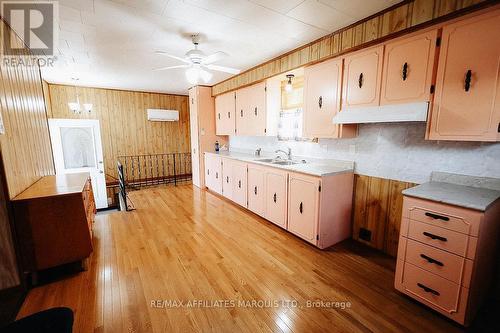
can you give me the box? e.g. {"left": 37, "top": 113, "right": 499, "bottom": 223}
{"left": 67, "top": 78, "right": 92, "bottom": 113}
{"left": 285, "top": 74, "right": 294, "bottom": 92}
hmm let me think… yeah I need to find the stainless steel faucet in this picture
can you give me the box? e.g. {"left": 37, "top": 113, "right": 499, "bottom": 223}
{"left": 255, "top": 148, "right": 262, "bottom": 156}
{"left": 275, "top": 148, "right": 292, "bottom": 160}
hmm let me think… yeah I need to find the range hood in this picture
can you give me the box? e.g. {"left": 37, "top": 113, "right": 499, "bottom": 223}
{"left": 333, "top": 102, "right": 429, "bottom": 124}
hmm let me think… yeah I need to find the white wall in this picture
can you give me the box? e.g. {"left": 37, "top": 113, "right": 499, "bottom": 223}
{"left": 229, "top": 123, "right": 500, "bottom": 184}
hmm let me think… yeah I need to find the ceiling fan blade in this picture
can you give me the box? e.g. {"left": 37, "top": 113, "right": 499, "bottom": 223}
{"left": 153, "top": 65, "right": 190, "bottom": 71}
{"left": 154, "top": 51, "right": 191, "bottom": 64}
{"left": 205, "top": 64, "right": 241, "bottom": 75}
{"left": 202, "top": 51, "right": 228, "bottom": 65}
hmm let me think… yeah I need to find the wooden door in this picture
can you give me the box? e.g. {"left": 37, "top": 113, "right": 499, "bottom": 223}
{"left": 342, "top": 45, "right": 384, "bottom": 109}
{"left": 235, "top": 87, "right": 248, "bottom": 136}
{"left": 231, "top": 161, "right": 247, "bottom": 207}
{"left": 287, "top": 173, "right": 320, "bottom": 245}
{"left": 381, "top": 30, "right": 438, "bottom": 105}
{"left": 188, "top": 88, "right": 201, "bottom": 187}
{"left": 222, "top": 158, "right": 233, "bottom": 200}
{"left": 303, "top": 58, "right": 342, "bottom": 138}
{"left": 215, "top": 92, "right": 235, "bottom": 135}
{"left": 265, "top": 169, "right": 287, "bottom": 228}
{"left": 247, "top": 82, "right": 267, "bottom": 136}
{"left": 247, "top": 165, "right": 266, "bottom": 216}
{"left": 428, "top": 10, "right": 500, "bottom": 141}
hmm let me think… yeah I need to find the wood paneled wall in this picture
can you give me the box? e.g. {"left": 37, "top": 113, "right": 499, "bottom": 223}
{"left": 212, "top": 0, "right": 492, "bottom": 95}
{"left": 0, "top": 18, "right": 54, "bottom": 290}
{"left": 0, "top": 24, "right": 55, "bottom": 200}
{"left": 352, "top": 175, "right": 417, "bottom": 257}
{"left": 45, "top": 84, "right": 190, "bottom": 181}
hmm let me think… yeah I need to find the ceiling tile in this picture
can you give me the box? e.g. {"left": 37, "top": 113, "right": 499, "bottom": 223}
{"left": 319, "top": 0, "right": 400, "bottom": 18}
{"left": 286, "top": 0, "right": 355, "bottom": 32}
{"left": 248, "top": 0, "right": 305, "bottom": 14}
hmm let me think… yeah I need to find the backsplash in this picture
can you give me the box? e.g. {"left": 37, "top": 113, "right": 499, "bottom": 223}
{"left": 229, "top": 123, "right": 500, "bottom": 184}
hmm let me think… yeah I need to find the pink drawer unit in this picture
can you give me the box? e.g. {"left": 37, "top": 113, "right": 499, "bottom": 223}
{"left": 396, "top": 193, "right": 500, "bottom": 326}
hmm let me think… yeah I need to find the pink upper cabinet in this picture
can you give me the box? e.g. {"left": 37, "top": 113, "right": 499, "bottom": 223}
{"left": 303, "top": 58, "right": 343, "bottom": 138}
{"left": 380, "top": 30, "right": 438, "bottom": 105}
{"left": 428, "top": 9, "right": 500, "bottom": 142}
{"left": 215, "top": 92, "right": 236, "bottom": 135}
{"left": 342, "top": 45, "right": 384, "bottom": 109}
{"left": 247, "top": 82, "right": 267, "bottom": 136}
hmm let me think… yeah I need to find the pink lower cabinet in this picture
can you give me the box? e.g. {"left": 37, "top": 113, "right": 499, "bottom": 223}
{"left": 287, "top": 171, "right": 354, "bottom": 249}
{"left": 204, "top": 153, "right": 222, "bottom": 194}
{"left": 231, "top": 161, "right": 247, "bottom": 208}
{"left": 221, "top": 157, "right": 233, "bottom": 200}
{"left": 247, "top": 164, "right": 266, "bottom": 216}
{"left": 395, "top": 196, "right": 500, "bottom": 326}
{"left": 264, "top": 169, "right": 288, "bottom": 229}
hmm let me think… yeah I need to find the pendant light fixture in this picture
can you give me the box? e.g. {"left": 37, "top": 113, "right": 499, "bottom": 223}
{"left": 285, "top": 74, "right": 295, "bottom": 92}
{"left": 68, "top": 78, "right": 93, "bottom": 114}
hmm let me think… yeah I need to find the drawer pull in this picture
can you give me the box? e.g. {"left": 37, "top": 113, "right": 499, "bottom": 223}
{"left": 424, "top": 212, "right": 450, "bottom": 221}
{"left": 420, "top": 254, "right": 444, "bottom": 267}
{"left": 423, "top": 231, "right": 447, "bottom": 242}
{"left": 417, "top": 283, "right": 440, "bottom": 296}
{"left": 273, "top": 193, "right": 277, "bottom": 203}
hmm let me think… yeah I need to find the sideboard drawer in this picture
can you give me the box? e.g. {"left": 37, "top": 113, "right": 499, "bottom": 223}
{"left": 405, "top": 238, "right": 470, "bottom": 285}
{"left": 404, "top": 197, "right": 481, "bottom": 236}
{"left": 407, "top": 220, "right": 477, "bottom": 259}
{"left": 402, "top": 262, "right": 467, "bottom": 316}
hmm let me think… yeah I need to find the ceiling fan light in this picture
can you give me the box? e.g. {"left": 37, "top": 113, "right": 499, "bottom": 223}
{"left": 199, "top": 69, "right": 213, "bottom": 83}
{"left": 185, "top": 67, "right": 199, "bottom": 84}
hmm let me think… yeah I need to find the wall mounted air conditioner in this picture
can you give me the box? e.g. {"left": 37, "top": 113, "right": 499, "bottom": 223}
{"left": 147, "top": 109, "right": 179, "bottom": 122}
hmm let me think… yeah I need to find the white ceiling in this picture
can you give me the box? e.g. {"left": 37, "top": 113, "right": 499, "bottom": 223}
{"left": 42, "top": 0, "right": 400, "bottom": 95}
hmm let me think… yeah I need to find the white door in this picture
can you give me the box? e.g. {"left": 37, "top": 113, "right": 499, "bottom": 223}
{"left": 48, "top": 119, "right": 108, "bottom": 209}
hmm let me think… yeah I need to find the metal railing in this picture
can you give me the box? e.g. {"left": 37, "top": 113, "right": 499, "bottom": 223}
{"left": 117, "top": 152, "right": 192, "bottom": 192}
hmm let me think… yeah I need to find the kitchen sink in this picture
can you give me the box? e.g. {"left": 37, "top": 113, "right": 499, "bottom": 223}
{"left": 255, "top": 158, "right": 305, "bottom": 166}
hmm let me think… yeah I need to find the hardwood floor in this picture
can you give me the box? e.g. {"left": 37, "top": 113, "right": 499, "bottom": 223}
{"left": 17, "top": 185, "right": 469, "bottom": 332}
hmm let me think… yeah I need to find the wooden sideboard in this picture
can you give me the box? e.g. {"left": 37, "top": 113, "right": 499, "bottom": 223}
{"left": 12, "top": 173, "right": 95, "bottom": 283}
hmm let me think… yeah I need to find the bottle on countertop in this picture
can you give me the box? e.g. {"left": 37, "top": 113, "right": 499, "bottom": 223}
{"left": 215, "top": 140, "right": 220, "bottom": 152}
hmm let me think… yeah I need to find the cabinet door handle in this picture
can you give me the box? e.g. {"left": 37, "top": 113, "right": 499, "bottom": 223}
{"left": 226, "top": 176, "right": 229, "bottom": 183}
{"left": 424, "top": 212, "right": 450, "bottom": 221}
{"left": 238, "top": 180, "right": 241, "bottom": 188}
{"left": 240, "top": 109, "right": 243, "bottom": 117}
{"left": 318, "top": 96, "right": 323, "bottom": 109}
{"left": 464, "top": 69, "right": 472, "bottom": 92}
{"left": 273, "top": 193, "right": 277, "bottom": 203}
{"left": 207, "top": 169, "right": 210, "bottom": 175}
{"left": 299, "top": 202, "right": 303, "bottom": 214}
{"left": 215, "top": 172, "right": 218, "bottom": 179}
{"left": 254, "top": 186, "right": 257, "bottom": 195}
{"left": 423, "top": 231, "right": 447, "bottom": 242}
{"left": 402, "top": 62, "right": 408, "bottom": 81}
{"left": 358, "top": 73, "right": 363, "bottom": 88}
{"left": 420, "top": 254, "right": 444, "bottom": 267}
{"left": 254, "top": 107, "right": 257, "bottom": 116}
{"left": 218, "top": 113, "right": 221, "bottom": 119}
{"left": 228, "top": 111, "right": 231, "bottom": 119}
{"left": 417, "top": 283, "right": 440, "bottom": 296}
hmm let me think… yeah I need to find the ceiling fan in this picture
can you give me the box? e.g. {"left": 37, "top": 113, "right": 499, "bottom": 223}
{"left": 154, "top": 34, "right": 241, "bottom": 85}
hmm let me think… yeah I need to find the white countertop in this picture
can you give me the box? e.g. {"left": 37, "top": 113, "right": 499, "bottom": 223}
{"left": 205, "top": 151, "right": 354, "bottom": 177}
{"left": 402, "top": 181, "right": 500, "bottom": 212}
